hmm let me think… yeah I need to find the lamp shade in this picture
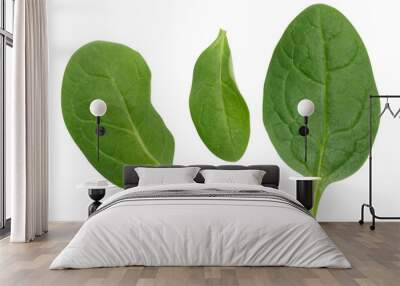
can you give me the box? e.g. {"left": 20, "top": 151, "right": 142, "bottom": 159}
{"left": 297, "top": 99, "right": 315, "bottom": 117}
{"left": 90, "top": 99, "right": 107, "bottom": 117}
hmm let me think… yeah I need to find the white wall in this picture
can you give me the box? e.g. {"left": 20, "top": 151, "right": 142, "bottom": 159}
{"left": 48, "top": 0, "right": 400, "bottom": 221}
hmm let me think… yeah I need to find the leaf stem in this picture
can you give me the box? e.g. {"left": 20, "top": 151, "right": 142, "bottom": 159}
{"left": 311, "top": 181, "right": 324, "bottom": 217}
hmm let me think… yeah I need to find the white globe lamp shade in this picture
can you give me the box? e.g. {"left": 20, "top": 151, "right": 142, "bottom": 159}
{"left": 90, "top": 99, "right": 107, "bottom": 117}
{"left": 297, "top": 99, "right": 315, "bottom": 117}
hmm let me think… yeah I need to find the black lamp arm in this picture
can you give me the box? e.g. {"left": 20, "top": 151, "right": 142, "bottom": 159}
{"left": 298, "top": 116, "right": 309, "bottom": 162}
{"left": 96, "top": 117, "right": 106, "bottom": 136}
{"left": 95, "top": 116, "right": 106, "bottom": 161}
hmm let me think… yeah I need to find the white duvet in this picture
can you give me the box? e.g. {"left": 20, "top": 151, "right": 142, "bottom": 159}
{"left": 50, "top": 183, "right": 350, "bottom": 269}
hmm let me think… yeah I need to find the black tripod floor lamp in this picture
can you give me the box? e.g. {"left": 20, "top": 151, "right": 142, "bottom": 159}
{"left": 359, "top": 95, "right": 400, "bottom": 230}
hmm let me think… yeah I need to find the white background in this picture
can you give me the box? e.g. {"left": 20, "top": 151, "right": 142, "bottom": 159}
{"left": 47, "top": 0, "right": 400, "bottom": 221}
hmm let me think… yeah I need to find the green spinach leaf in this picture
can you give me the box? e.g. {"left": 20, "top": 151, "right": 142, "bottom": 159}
{"left": 263, "top": 4, "right": 380, "bottom": 215}
{"left": 62, "top": 41, "right": 175, "bottom": 187}
{"left": 190, "top": 30, "right": 250, "bottom": 161}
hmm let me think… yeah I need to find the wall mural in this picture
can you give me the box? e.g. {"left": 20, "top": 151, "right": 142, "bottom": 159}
{"left": 190, "top": 29, "right": 250, "bottom": 161}
{"left": 61, "top": 41, "right": 175, "bottom": 187}
{"left": 263, "top": 4, "right": 380, "bottom": 215}
{"left": 61, "top": 4, "right": 380, "bottom": 215}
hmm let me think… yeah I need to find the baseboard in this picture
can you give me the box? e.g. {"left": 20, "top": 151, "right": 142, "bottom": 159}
{"left": 0, "top": 218, "right": 11, "bottom": 239}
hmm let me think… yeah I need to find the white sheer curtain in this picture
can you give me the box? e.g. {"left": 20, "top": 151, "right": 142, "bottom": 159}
{"left": 10, "top": 0, "right": 48, "bottom": 242}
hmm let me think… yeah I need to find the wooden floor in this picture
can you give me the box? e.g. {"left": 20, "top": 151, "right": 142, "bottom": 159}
{"left": 0, "top": 222, "right": 399, "bottom": 286}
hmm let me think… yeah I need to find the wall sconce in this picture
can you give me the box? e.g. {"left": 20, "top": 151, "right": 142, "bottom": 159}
{"left": 297, "top": 99, "right": 315, "bottom": 162}
{"left": 90, "top": 99, "right": 107, "bottom": 160}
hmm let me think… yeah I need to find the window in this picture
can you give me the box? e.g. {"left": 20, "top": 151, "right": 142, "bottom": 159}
{"left": 0, "top": 0, "right": 13, "bottom": 234}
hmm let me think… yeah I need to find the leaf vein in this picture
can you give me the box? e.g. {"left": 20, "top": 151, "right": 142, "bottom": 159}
{"left": 315, "top": 8, "right": 330, "bottom": 179}
{"left": 77, "top": 63, "right": 160, "bottom": 164}
{"left": 328, "top": 45, "right": 359, "bottom": 72}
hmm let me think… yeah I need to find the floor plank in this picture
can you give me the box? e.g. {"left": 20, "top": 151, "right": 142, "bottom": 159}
{"left": 0, "top": 222, "right": 399, "bottom": 286}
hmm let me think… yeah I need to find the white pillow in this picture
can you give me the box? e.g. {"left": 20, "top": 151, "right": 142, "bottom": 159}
{"left": 135, "top": 167, "right": 200, "bottom": 186}
{"left": 200, "top": 169, "right": 266, "bottom": 185}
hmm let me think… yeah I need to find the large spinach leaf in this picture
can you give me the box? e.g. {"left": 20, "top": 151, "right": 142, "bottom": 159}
{"left": 263, "top": 4, "right": 380, "bottom": 215}
{"left": 190, "top": 30, "right": 250, "bottom": 161}
{"left": 62, "top": 41, "right": 175, "bottom": 187}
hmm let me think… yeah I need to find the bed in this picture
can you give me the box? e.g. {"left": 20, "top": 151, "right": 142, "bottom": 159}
{"left": 50, "top": 165, "right": 350, "bottom": 269}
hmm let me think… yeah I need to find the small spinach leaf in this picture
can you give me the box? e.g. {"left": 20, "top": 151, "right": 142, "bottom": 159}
{"left": 190, "top": 30, "right": 250, "bottom": 161}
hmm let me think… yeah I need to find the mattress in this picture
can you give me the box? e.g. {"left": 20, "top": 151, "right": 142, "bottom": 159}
{"left": 50, "top": 183, "right": 350, "bottom": 269}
